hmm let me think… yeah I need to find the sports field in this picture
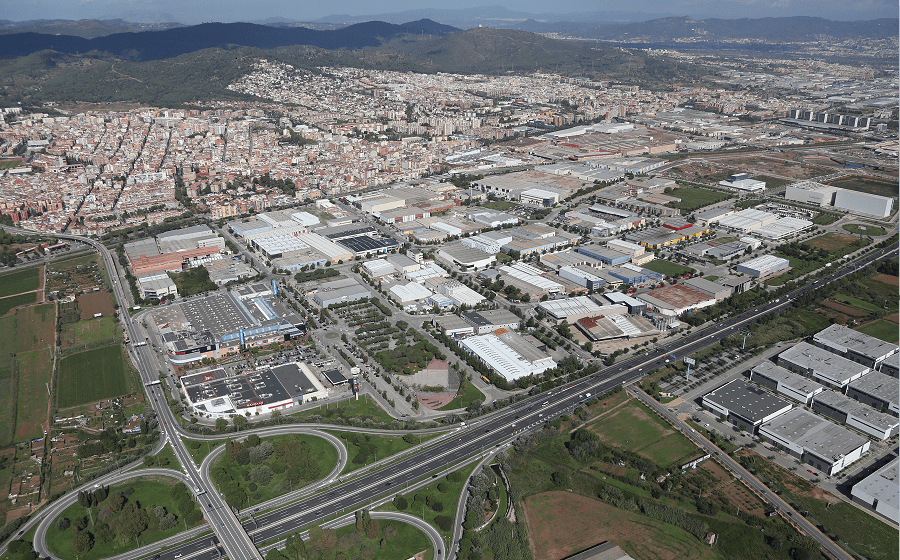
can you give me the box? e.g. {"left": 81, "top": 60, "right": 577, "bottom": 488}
{"left": 0, "top": 268, "right": 39, "bottom": 298}
{"left": 588, "top": 400, "right": 697, "bottom": 467}
{"left": 15, "top": 348, "right": 52, "bottom": 441}
{"left": 57, "top": 344, "right": 129, "bottom": 408}
{"left": 14, "top": 303, "right": 55, "bottom": 353}
{"left": 0, "top": 292, "right": 37, "bottom": 316}
{"left": 640, "top": 260, "right": 695, "bottom": 278}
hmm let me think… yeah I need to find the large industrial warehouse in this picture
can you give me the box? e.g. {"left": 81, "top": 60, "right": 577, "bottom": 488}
{"left": 734, "top": 255, "right": 790, "bottom": 278}
{"left": 778, "top": 342, "right": 870, "bottom": 389}
{"left": 701, "top": 379, "right": 793, "bottom": 432}
{"left": 810, "top": 390, "right": 899, "bottom": 441}
{"left": 460, "top": 332, "right": 557, "bottom": 382}
{"left": 813, "top": 324, "right": 899, "bottom": 370}
{"left": 181, "top": 362, "right": 328, "bottom": 417}
{"left": 749, "top": 361, "right": 825, "bottom": 405}
{"left": 758, "top": 408, "right": 870, "bottom": 475}
{"left": 851, "top": 458, "right": 899, "bottom": 524}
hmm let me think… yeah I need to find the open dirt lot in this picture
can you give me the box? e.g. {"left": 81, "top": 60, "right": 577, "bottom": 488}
{"left": 524, "top": 491, "right": 715, "bottom": 560}
{"left": 873, "top": 274, "right": 899, "bottom": 286}
{"left": 805, "top": 232, "right": 857, "bottom": 251}
{"left": 77, "top": 290, "right": 114, "bottom": 320}
{"left": 822, "top": 300, "right": 869, "bottom": 317}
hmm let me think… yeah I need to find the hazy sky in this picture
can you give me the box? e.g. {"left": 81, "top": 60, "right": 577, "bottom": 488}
{"left": 3, "top": 0, "right": 897, "bottom": 23}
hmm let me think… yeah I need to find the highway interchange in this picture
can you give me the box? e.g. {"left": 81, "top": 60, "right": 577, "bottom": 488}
{"left": 0, "top": 224, "right": 895, "bottom": 560}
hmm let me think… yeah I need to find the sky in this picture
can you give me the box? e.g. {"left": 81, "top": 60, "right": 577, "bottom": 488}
{"left": 2, "top": 0, "right": 897, "bottom": 24}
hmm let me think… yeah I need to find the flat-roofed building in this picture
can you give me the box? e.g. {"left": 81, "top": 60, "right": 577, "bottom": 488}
{"left": 575, "top": 313, "right": 658, "bottom": 341}
{"left": 606, "top": 239, "right": 645, "bottom": 257}
{"left": 735, "top": 255, "right": 790, "bottom": 278}
{"left": 541, "top": 251, "right": 598, "bottom": 271}
{"left": 559, "top": 266, "right": 607, "bottom": 290}
{"left": 499, "top": 263, "right": 563, "bottom": 295}
{"left": 758, "top": 408, "right": 870, "bottom": 475}
{"left": 575, "top": 247, "right": 630, "bottom": 265}
{"left": 683, "top": 277, "right": 732, "bottom": 301}
{"left": 362, "top": 259, "right": 395, "bottom": 278}
{"left": 753, "top": 217, "right": 814, "bottom": 240}
{"left": 811, "top": 390, "right": 899, "bottom": 440}
{"left": 851, "top": 457, "right": 899, "bottom": 524}
{"left": 702, "top": 379, "right": 793, "bottom": 432}
{"left": 847, "top": 371, "right": 899, "bottom": 416}
{"left": 538, "top": 296, "right": 625, "bottom": 325}
{"left": 635, "top": 284, "right": 717, "bottom": 317}
{"left": 717, "top": 209, "right": 778, "bottom": 234}
{"left": 813, "top": 324, "right": 899, "bottom": 370}
{"left": 389, "top": 282, "right": 433, "bottom": 306}
{"left": 312, "top": 278, "right": 371, "bottom": 308}
{"left": 462, "top": 309, "right": 521, "bottom": 334}
{"left": 432, "top": 315, "right": 474, "bottom": 337}
{"left": 778, "top": 342, "right": 870, "bottom": 389}
{"left": 749, "top": 362, "right": 825, "bottom": 405}
{"left": 460, "top": 332, "right": 557, "bottom": 382}
{"left": 520, "top": 188, "right": 561, "bottom": 206}
{"left": 436, "top": 243, "right": 497, "bottom": 270}
{"left": 138, "top": 274, "right": 178, "bottom": 300}
{"left": 880, "top": 353, "right": 899, "bottom": 378}
{"left": 386, "top": 254, "right": 422, "bottom": 275}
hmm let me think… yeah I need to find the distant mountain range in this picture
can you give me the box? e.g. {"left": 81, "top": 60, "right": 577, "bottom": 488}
{"left": 514, "top": 16, "right": 898, "bottom": 42}
{"left": 0, "top": 20, "right": 460, "bottom": 61}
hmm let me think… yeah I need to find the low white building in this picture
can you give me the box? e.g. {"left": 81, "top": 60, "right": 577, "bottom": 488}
{"left": 460, "top": 332, "right": 557, "bottom": 382}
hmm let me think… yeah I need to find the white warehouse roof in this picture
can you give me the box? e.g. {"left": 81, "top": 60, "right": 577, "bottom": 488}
{"left": 461, "top": 333, "right": 557, "bottom": 381}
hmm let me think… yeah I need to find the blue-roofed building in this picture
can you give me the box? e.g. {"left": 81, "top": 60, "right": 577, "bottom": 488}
{"left": 606, "top": 266, "right": 647, "bottom": 284}
{"left": 229, "top": 219, "right": 272, "bottom": 238}
{"left": 576, "top": 246, "right": 630, "bottom": 265}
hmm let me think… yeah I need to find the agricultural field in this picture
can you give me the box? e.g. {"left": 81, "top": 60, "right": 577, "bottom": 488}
{"left": 57, "top": 345, "right": 130, "bottom": 408}
{"left": 60, "top": 315, "right": 120, "bottom": 348}
{"left": 76, "top": 290, "right": 115, "bottom": 320}
{"left": 14, "top": 303, "right": 55, "bottom": 354}
{"left": 0, "top": 293, "right": 37, "bottom": 316}
{"left": 45, "top": 254, "right": 106, "bottom": 300}
{"left": 587, "top": 400, "right": 698, "bottom": 468}
{"left": 0, "top": 268, "right": 40, "bottom": 298}
{"left": 15, "top": 348, "right": 52, "bottom": 442}
{"left": 668, "top": 187, "right": 733, "bottom": 214}
{"left": 0, "top": 316, "right": 17, "bottom": 446}
{"left": 855, "top": 319, "right": 898, "bottom": 343}
{"left": 641, "top": 260, "right": 696, "bottom": 278}
{"left": 826, "top": 175, "right": 899, "bottom": 199}
{"left": 524, "top": 491, "right": 716, "bottom": 560}
{"left": 842, "top": 223, "right": 888, "bottom": 236}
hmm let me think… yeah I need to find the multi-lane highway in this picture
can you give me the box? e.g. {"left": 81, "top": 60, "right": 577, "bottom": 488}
{"left": 2, "top": 223, "right": 894, "bottom": 560}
